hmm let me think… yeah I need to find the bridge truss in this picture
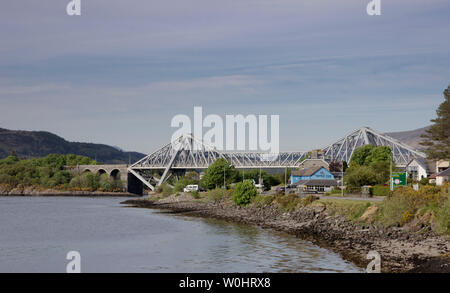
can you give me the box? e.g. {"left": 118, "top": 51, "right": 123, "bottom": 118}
{"left": 322, "top": 127, "right": 426, "bottom": 167}
{"left": 129, "top": 127, "right": 427, "bottom": 191}
{"left": 128, "top": 133, "right": 306, "bottom": 190}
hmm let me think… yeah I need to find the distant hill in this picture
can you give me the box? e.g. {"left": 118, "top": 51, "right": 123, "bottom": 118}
{"left": 0, "top": 128, "right": 145, "bottom": 164}
{"left": 385, "top": 126, "right": 429, "bottom": 151}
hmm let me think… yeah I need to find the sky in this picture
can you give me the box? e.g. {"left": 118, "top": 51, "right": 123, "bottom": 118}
{"left": 0, "top": 0, "right": 449, "bottom": 154}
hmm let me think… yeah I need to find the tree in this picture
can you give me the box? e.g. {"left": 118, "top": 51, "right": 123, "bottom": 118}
{"left": 345, "top": 145, "right": 393, "bottom": 189}
{"left": 240, "top": 169, "right": 281, "bottom": 190}
{"left": 232, "top": 180, "right": 257, "bottom": 206}
{"left": 420, "top": 85, "right": 450, "bottom": 160}
{"left": 329, "top": 161, "right": 342, "bottom": 172}
{"left": 201, "top": 158, "right": 240, "bottom": 189}
{"left": 350, "top": 145, "right": 375, "bottom": 166}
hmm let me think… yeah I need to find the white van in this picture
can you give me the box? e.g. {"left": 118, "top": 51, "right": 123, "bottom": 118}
{"left": 183, "top": 185, "right": 199, "bottom": 193}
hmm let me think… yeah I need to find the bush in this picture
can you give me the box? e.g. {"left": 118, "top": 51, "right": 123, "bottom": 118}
{"left": 434, "top": 190, "right": 450, "bottom": 234}
{"left": 420, "top": 178, "right": 429, "bottom": 185}
{"left": 206, "top": 188, "right": 228, "bottom": 202}
{"left": 162, "top": 184, "right": 174, "bottom": 197}
{"left": 191, "top": 190, "right": 200, "bottom": 199}
{"left": 232, "top": 180, "right": 257, "bottom": 206}
{"left": 370, "top": 185, "right": 390, "bottom": 196}
{"left": 275, "top": 193, "right": 301, "bottom": 211}
{"left": 252, "top": 194, "right": 275, "bottom": 207}
{"left": 301, "top": 194, "right": 319, "bottom": 206}
{"left": 378, "top": 185, "right": 446, "bottom": 227}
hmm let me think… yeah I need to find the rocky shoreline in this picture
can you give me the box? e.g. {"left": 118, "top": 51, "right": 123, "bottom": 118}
{"left": 122, "top": 196, "right": 450, "bottom": 273}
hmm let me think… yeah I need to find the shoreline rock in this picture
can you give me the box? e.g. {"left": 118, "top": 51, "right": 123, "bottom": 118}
{"left": 121, "top": 197, "right": 450, "bottom": 273}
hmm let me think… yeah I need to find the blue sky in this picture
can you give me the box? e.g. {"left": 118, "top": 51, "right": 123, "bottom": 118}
{"left": 1, "top": 0, "right": 449, "bottom": 154}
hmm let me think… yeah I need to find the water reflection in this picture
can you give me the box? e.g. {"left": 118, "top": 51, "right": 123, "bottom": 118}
{"left": 0, "top": 197, "right": 362, "bottom": 273}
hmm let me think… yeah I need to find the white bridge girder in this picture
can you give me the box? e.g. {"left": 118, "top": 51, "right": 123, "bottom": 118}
{"left": 128, "top": 133, "right": 306, "bottom": 190}
{"left": 322, "top": 127, "right": 426, "bottom": 167}
{"left": 129, "top": 127, "right": 427, "bottom": 190}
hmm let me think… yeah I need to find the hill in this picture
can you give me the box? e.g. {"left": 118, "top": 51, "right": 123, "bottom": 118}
{"left": 0, "top": 128, "right": 145, "bottom": 164}
{"left": 385, "top": 126, "right": 429, "bottom": 150}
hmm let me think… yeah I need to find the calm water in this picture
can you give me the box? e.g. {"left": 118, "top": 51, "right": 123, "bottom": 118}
{"left": 0, "top": 197, "right": 361, "bottom": 273}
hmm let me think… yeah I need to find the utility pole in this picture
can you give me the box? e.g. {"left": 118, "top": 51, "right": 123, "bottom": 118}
{"left": 390, "top": 154, "right": 393, "bottom": 191}
{"left": 284, "top": 167, "right": 287, "bottom": 196}
{"left": 223, "top": 165, "right": 226, "bottom": 189}
{"left": 341, "top": 161, "right": 344, "bottom": 197}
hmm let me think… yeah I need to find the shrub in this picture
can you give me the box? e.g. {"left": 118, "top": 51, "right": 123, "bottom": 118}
{"left": 232, "top": 180, "right": 257, "bottom": 206}
{"left": 434, "top": 190, "right": 450, "bottom": 234}
{"left": 370, "top": 185, "right": 390, "bottom": 196}
{"left": 275, "top": 193, "right": 301, "bottom": 211}
{"left": 162, "top": 184, "right": 174, "bottom": 197}
{"left": 301, "top": 194, "right": 319, "bottom": 206}
{"left": 378, "top": 185, "right": 446, "bottom": 227}
{"left": 191, "top": 190, "right": 200, "bottom": 199}
{"left": 252, "top": 194, "right": 275, "bottom": 207}
{"left": 206, "top": 188, "right": 228, "bottom": 202}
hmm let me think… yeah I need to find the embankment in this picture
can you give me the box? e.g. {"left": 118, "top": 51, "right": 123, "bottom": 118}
{"left": 122, "top": 195, "right": 450, "bottom": 273}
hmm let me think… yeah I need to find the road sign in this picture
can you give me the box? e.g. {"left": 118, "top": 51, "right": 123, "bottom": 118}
{"left": 391, "top": 172, "right": 407, "bottom": 189}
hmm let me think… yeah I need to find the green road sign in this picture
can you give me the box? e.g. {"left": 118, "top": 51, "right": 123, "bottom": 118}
{"left": 391, "top": 172, "right": 407, "bottom": 189}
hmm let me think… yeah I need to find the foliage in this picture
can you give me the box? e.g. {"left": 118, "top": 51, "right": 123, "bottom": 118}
{"left": 378, "top": 185, "right": 446, "bottom": 227}
{"left": 191, "top": 190, "right": 200, "bottom": 199}
{"left": 369, "top": 184, "right": 390, "bottom": 196}
{"left": 251, "top": 194, "right": 275, "bottom": 207}
{"left": 173, "top": 171, "right": 201, "bottom": 192}
{"left": 201, "top": 158, "right": 240, "bottom": 190}
{"left": 0, "top": 154, "right": 96, "bottom": 189}
{"left": 319, "top": 198, "right": 373, "bottom": 221}
{"left": 301, "top": 194, "right": 319, "bottom": 206}
{"left": 232, "top": 180, "right": 257, "bottom": 206}
{"left": 239, "top": 169, "right": 281, "bottom": 190}
{"left": 275, "top": 193, "right": 301, "bottom": 211}
{"left": 206, "top": 188, "right": 230, "bottom": 202}
{"left": 434, "top": 190, "right": 450, "bottom": 234}
{"left": 420, "top": 85, "right": 450, "bottom": 160}
{"left": 344, "top": 165, "right": 377, "bottom": 189}
{"left": 350, "top": 145, "right": 392, "bottom": 167}
{"left": 345, "top": 145, "right": 392, "bottom": 189}
{"left": 329, "top": 161, "right": 342, "bottom": 172}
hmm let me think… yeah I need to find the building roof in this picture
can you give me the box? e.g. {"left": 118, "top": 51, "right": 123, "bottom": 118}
{"left": 293, "top": 179, "right": 338, "bottom": 187}
{"left": 291, "top": 166, "right": 324, "bottom": 177}
{"left": 436, "top": 168, "right": 450, "bottom": 177}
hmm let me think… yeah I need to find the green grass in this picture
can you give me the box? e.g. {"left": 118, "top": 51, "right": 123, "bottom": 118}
{"left": 316, "top": 198, "right": 376, "bottom": 221}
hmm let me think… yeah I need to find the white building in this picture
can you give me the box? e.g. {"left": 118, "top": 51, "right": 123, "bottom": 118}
{"left": 436, "top": 168, "right": 450, "bottom": 186}
{"left": 405, "top": 158, "right": 433, "bottom": 181}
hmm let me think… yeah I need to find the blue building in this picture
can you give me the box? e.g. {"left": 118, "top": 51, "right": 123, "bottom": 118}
{"left": 291, "top": 167, "right": 334, "bottom": 184}
{"left": 290, "top": 167, "right": 337, "bottom": 193}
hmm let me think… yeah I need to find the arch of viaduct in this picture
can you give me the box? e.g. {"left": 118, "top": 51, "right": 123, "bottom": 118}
{"left": 70, "top": 164, "right": 143, "bottom": 195}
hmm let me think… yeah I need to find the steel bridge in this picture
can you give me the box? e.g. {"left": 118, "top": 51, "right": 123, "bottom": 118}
{"left": 128, "top": 133, "right": 306, "bottom": 190}
{"left": 128, "top": 127, "right": 427, "bottom": 190}
{"left": 322, "top": 127, "right": 426, "bottom": 167}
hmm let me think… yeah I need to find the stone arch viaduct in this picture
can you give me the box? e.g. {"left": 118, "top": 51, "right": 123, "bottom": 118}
{"left": 70, "top": 164, "right": 143, "bottom": 195}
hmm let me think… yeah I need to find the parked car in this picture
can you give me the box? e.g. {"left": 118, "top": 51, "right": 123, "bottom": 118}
{"left": 183, "top": 185, "right": 199, "bottom": 193}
